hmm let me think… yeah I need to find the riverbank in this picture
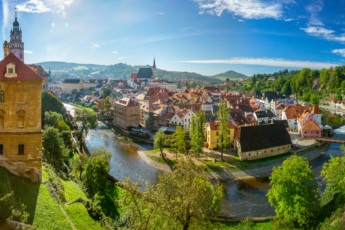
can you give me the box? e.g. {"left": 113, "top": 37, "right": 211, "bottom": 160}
{"left": 138, "top": 143, "right": 330, "bottom": 180}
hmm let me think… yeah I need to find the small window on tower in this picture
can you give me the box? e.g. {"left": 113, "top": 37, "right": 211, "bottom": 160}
{"left": 8, "top": 68, "right": 13, "bottom": 74}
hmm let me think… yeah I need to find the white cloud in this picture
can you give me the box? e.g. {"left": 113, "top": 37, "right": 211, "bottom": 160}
{"left": 2, "top": 0, "right": 9, "bottom": 41}
{"left": 284, "top": 18, "right": 294, "bottom": 22}
{"left": 64, "top": 0, "right": 73, "bottom": 6}
{"left": 158, "top": 12, "right": 165, "bottom": 15}
{"left": 16, "top": 0, "right": 51, "bottom": 13}
{"left": 301, "top": 26, "right": 334, "bottom": 36}
{"left": 238, "top": 19, "right": 243, "bottom": 22}
{"left": 118, "top": 57, "right": 133, "bottom": 60}
{"left": 112, "top": 51, "right": 118, "bottom": 54}
{"left": 305, "top": 0, "right": 323, "bottom": 26}
{"left": 176, "top": 57, "right": 339, "bottom": 69}
{"left": 91, "top": 43, "right": 100, "bottom": 48}
{"left": 24, "top": 50, "right": 33, "bottom": 54}
{"left": 332, "top": 49, "right": 345, "bottom": 57}
{"left": 192, "top": 0, "right": 295, "bottom": 19}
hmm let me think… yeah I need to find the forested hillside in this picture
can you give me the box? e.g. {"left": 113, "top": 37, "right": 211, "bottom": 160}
{"left": 239, "top": 66, "right": 345, "bottom": 104}
{"left": 213, "top": 70, "right": 248, "bottom": 81}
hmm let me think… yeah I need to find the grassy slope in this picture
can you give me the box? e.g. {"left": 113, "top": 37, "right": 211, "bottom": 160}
{"left": 0, "top": 168, "right": 8, "bottom": 195}
{"left": 219, "top": 221, "right": 272, "bottom": 230}
{"left": 61, "top": 179, "right": 104, "bottom": 230}
{"left": 7, "top": 170, "right": 72, "bottom": 230}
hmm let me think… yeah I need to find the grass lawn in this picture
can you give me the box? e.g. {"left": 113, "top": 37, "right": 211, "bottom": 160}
{"left": 0, "top": 168, "right": 8, "bottom": 195}
{"left": 8, "top": 173, "right": 72, "bottom": 229}
{"left": 146, "top": 153, "right": 178, "bottom": 167}
{"left": 218, "top": 220, "right": 273, "bottom": 230}
{"left": 150, "top": 148, "right": 171, "bottom": 154}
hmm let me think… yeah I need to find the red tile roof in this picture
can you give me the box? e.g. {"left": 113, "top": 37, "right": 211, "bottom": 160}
{"left": 0, "top": 53, "right": 43, "bottom": 81}
{"left": 116, "top": 97, "right": 138, "bottom": 106}
{"left": 130, "top": 73, "right": 137, "bottom": 79}
{"left": 311, "top": 104, "right": 322, "bottom": 114}
{"left": 301, "top": 120, "right": 321, "bottom": 131}
{"left": 209, "top": 121, "right": 235, "bottom": 130}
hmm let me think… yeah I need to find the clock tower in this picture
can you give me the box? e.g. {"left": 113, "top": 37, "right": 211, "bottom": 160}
{"left": 9, "top": 9, "right": 24, "bottom": 62}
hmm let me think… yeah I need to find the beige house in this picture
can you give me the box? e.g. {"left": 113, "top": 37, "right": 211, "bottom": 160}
{"left": 62, "top": 79, "right": 85, "bottom": 93}
{"left": 234, "top": 123, "right": 291, "bottom": 161}
{"left": 148, "top": 82, "right": 177, "bottom": 91}
{"left": 113, "top": 97, "right": 140, "bottom": 130}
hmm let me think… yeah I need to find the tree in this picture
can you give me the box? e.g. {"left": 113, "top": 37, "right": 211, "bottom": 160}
{"left": 41, "top": 92, "right": 65, "bottom": 127}
{"left": 153, "top": 130, "right": 167, "bottom": 158}
{"left": 90, "top": 146, "right": 114, "bottom": 165}
{"left": 74, "top": 108, "right": 98, "bottom": 151}
{"left": 0, "top": 192, "right": 13, "bottom": 223}
{"left": 42, "top": 126, "right": 64, "bottom": 164}
{"left": 103, "top": 96, "right": 110, "bottom": 112}
{"left": 57, "top": 120, "right": 70, "bottom": 132}
{"left": 61, "top": 130, "right": 72, "bottom": 148}
{"left": 310, "top": 94, "right": 319, "bottom": 105}
{"left": 83, "top": 156, "right": 109, "bottom": 197}
{"left": 190, "top": 111, "right": 206, "bottom": 157}
{"left": 267, "top": 155, "right": 320, "bottom": 227}
{"left": 72, "top": 154, "right": 89, "bottom": 181}
{"left": 118, "top": 157, "right": 224, "bottom": 230}
{"left": 216, "top": 100, "right": 230, "bottom": 161}
{"left": 170, "top": 126, "right": 186, "bottom": 160}
{"left": 102, "top": 87, "right": 111, "bottom": 98}
{"left": 72, "top": 89, "right": 78, "bottom": 94}
{"left": 321, "top": 155, "right": 345, "bottom": 204}
{"left": 44, "top": 111, "right": 63, "bottom": 128}
{"left": 88, "top": 86, "right": 95, "bottom": 91}
{"left": 225, "top": 77, "right": 229, "bottom": 82}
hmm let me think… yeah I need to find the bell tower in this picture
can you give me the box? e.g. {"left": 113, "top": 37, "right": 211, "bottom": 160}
{"left": 9, "top": 8, "right": 24, "bottom": 62}
{"left": 152, "top": 56, "right": 157, "bottom": 79}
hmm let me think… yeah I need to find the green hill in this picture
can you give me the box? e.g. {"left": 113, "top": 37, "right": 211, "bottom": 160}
{"left": 34, "top": 61, "right": 247, "bottom": 83}
{"left": 213, "top": 70, "right": 248, "bottom": 81}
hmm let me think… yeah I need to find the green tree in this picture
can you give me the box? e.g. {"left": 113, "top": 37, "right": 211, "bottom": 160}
{"left": 190, "top": 111, "right": 206, "bottom": 157}
{"left": 44, "top": 111, "right": 63, "bottom": 128}
{"left": 321, "top": 155, "right": 345, "bottom": 204}
{"left": 153, "top": 130, "right": 167, "bottom": 158}
{"left": 57, "top": 120, "right": 70, "bottom": 132}
{"left": 103, "top": 96, "right": 110, "bottom": 112}
{"left": 41, "top": 92, "right": 65, "bottom": 127}
{"left": 72, "top": 154, "right": 89, "bottom": 181}
{"left": 118, "top": 157, "right": 224, "bottom": 230}
{"left": 90, "top": 146, "right": 114, "bottom": 164}
{"left": 171, "top": 126, "right": 186, "bottom": 160}
{"left": 42, "top": 126, "right": 64, "bottom": 164}
{"left": 310, "top": 94, "right": 319, "bottom": 105}
{"left": 267, "top": 155, "right": 320, "bottom": 227}
{"left": 74, "top": 108, "right": 98, "bottom": 151}
{"left": 216, "top": 100, "right": 230, "bottom": 161}
{"left": 83, "top": 156, "right": 109, "bottom": 197}
{"left": 102, "top": 87, "right": 111, "bottom": 98}
{"left": 61, "top": 130, "right": 72, "bottom": 148}
{"left": 225, "top": 77, "right": 229, "bottom": 82}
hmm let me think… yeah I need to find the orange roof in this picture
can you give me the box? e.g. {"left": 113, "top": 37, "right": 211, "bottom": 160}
{"left": 311, "top": 104, "right": 322, "bottom": 114}
{"left": 0, "top": 52, "right": 43, "bottom": 81}
{"left": 282, "top": 104, "right": 310, "bottom": 119}
{"left": 275, "top": 103, "right": 285, "bottom": 110}
{"left": 209, "top": 121, "right": 235, "bottom": 130}
{"left": 301, "top": 120, "right": 321, "bottom": 131}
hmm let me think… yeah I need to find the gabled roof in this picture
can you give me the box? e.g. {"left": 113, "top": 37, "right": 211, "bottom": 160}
{"left": 130, "top": 73, "right": 138, "bottom": 79}
{"left": 209, "top": 121, "right": 235, "bottom": 130}
{"left": 0, "top": 52, "right": 43, "bottom": 81}
{"left": 302, "top": 120, "right": 321, "bottom": 131}
{"left": 311, "top": 104, "right": 322, "bottom": 114}
{"left": 27, "top": 64, "right": 49, "bottom": 77}
{"left": 137, "top": 68, "right": 152, "bottom": 79}
{"left": 116, "top": 97, "right": 138, "bottom": 106}
{"left": 236, "top": 123, "right": 291, "bottom": 152}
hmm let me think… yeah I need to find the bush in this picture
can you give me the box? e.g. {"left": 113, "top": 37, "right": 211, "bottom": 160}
{"left": 0, "top": 192, "right": 13, "bottom": 223}
{"left": 236, "top": 218, "right": 253, "bottom": 230}
{"left": 271, "top": 218, "right": 294, "bottom": 230}
{"left": 45, "top": 164, "right": 66, "bottom": 202}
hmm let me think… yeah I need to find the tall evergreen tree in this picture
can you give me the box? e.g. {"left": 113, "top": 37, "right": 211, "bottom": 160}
{"left": 216, "top": 100, "right": 230, "bottom": 161}
{"left": 190, "top": 111, "right": 207, "bottom": 157}
{"left": 171, "top": 126, "right": 187, "bottom": 160}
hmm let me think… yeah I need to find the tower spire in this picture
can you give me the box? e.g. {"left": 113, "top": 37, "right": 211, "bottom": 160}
{"left": 153, "top": 56, "right": 156, "bottom": 68}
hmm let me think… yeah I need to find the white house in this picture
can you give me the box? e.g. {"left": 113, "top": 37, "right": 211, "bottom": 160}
{"left": 183, "top": 110, "right": 196, "bottom": 131}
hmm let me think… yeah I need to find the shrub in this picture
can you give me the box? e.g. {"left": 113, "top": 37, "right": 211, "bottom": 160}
{"left": 0, "top": 192, "right": 13, "bottom": 223}
{"left": 271, "top": 218, "right": 294, "bottom": 230}
{"left": 45, "top": 164, "right": 66, "bottom": 202}
{"left": 236, "top": 218, "right": 253, "bottom": 230}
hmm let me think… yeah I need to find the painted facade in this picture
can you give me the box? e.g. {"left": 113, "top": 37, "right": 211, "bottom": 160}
{"left": 205, "top": 121, "right": 235, "bottom": 150}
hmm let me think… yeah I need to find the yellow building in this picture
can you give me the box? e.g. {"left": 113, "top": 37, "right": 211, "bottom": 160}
{"left": 0, "top": 52, "right": 44, "bottom": 182}
{"left": 205, "top": 121, "right": 235, "bottom": 150}
{"left": 62, "top": 79, "right": 85, "bottom": 94}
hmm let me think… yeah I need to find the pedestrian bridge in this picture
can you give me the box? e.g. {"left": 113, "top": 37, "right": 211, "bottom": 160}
{"left": 316, "top": 137, "right": 345, "bottom": 144}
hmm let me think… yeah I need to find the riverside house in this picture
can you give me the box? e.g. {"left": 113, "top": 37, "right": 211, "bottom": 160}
{"left": 204, "top": 121, "right": 235, "bottom": 150}
{"left": 234, "top": 123, "right": 291, "bottom": 161}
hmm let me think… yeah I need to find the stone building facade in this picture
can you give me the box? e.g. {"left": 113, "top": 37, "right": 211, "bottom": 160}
{"left": 113, "top": 97, "right": 140, "bottom": 130}
{"left": 0, "top": 52, "right": 43, "bottom": 182}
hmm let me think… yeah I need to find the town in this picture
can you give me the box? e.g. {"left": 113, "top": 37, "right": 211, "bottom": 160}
{"left": 2, "top": 2, "right": 345, "bottom": 230}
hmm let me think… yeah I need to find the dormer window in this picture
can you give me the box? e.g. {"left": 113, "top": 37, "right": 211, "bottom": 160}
{"left": 5, "top": 63, "right": 17, "bottom": 78}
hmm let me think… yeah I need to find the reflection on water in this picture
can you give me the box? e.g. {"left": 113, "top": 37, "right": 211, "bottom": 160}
{"left": 65, "top": 103, "right": 345, "bottom": 217}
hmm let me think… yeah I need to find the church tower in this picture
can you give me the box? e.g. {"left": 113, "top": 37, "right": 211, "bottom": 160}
{"left": 152, "top": 57, "right": 157, "bottom": 79}
{"left": 9, "top": 10, "right": 24, "bottom": 62}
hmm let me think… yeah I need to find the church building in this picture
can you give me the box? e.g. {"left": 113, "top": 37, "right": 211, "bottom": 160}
{"left": 0, "top": 12, "right": 43, "bottom": 182}
{"left": 129, "top": 58, "right": 157, "bottom": 88}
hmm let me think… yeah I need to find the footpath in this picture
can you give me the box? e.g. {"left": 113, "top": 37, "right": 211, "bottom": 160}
{"left": 138, "top": 143, "right": 330, "bottom": 180}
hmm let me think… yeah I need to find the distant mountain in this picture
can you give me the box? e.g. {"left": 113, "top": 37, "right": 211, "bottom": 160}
{"left": 212, "top": 70, "right": 248, "bottom": 81}
{"left": 35, "top": 61, "right": 245, "bottom": 83}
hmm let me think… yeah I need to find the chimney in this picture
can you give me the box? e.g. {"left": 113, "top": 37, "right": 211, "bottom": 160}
{"left": 3, "top": 41, "right": 9, "bottom": 58}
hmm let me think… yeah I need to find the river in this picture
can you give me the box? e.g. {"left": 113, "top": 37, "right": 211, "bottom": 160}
{"left": 64, "top": 103, "right": 344, "bottom": 217}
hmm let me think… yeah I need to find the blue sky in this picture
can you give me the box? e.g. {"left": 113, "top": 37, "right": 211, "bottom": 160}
{"left": 2, "top": 0, "right": 345, "bottom": 76}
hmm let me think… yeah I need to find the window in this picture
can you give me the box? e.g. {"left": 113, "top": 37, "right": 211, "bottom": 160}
{"left": 249, "top": 153, "right": 251, "bottom": 156}
{"left": 316, "top": 131, "right": 319, "bottom": 134}
{"left": 18, "top": 116, "right": 24, "bottom": 128}
{"left": 257, "top": 152, "right": 258, "bottom": 155}
{"left": 264, "top": 151, "right": 266, "bottom": 153}
{"left": 304, "top": 131, "right": 307, "bottom": 134}
{"left": 216, "top": 132, "right": 219, "bottom": 136}
{"left": 8, "top": 68, "right": 13, "bottom": 74}
{"left": 271, "top": 150, "right": 273, "bottom": 152}
{"left": 311, "top": 131, "right": 313, "bottom": 134}
{"left": 0, "top": 92, "right": 3, "bottom": 103}
{"left": 18, "top": 144, "right": 25, "bottom": 155}
{"left": 0, "top": 144, "right": 3, "bottom": 155}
